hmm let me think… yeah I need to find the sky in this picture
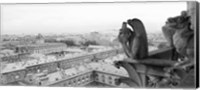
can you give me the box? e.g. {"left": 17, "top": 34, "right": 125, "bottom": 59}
{"left": 1, "top": 2, "right": 187, "bottom": 35}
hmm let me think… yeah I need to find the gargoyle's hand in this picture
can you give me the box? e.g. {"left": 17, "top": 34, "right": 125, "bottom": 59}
{"left": 118, "top": 22, "right": 132, "bottom": 44}
{"left": 118, "top": 31, "right": 129, "bottom": 44}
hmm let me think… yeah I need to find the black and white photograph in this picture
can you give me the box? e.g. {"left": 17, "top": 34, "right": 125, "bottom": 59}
{"left": 0, "top": 1, "right": 198, "bottom": 89}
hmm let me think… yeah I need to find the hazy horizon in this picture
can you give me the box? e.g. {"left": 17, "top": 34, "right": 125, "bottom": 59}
{"left": 1, "top": 2, "right": 187, "bottom": 35}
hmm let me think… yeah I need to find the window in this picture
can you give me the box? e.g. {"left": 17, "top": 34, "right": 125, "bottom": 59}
{"left": 82, "top": 77, "right": 85, "bottom": 80}
{"left": 102, "top": 78, "right": 105, "bottom": 83}
{"left": 95, "top": 73, "right": 98, "bottom": 77}
{"left": 63, "top": 83, "right": 67, "bottom": 86}
{"left": 68, "top": 81, "right": 71, "bottom": 85}
{"left": 78, "top": 78, "right": 81, "bottom": 82}
{"left": 102, "top": 75, "right": 105, "bottom": 78}
{"left": 95, "top": 78, "right": 99, "bottom": 81}
{"left": 108, "top": 76, "right": 112, "bottom": 80}
{"left": 86, "top": 75, "right": 89, "bottom": 78}
{"left": 109, "top": 81, "right": 112, "bottom": 84}
{"left": 81, "top": 77, "right": 85, "bottom": 82}
{"left": 55, "top": 78, "right": 59, "bottom": 81}
{"left": 38, "top": 82, "right": 42, "bottom": 86}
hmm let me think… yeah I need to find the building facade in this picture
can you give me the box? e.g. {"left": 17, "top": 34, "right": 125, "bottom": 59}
{"left": 0, "top": 48, "right": 123, "bottom": 85}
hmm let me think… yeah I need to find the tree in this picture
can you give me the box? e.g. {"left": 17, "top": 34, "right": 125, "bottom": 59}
{"left": 61, "top": 40, "right": 77, "bottom": 46}
{"left": 82, "top": 40, "right": 99, "bottom": 46}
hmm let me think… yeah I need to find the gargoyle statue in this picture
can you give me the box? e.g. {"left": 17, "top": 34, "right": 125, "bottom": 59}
{"left": 118, "top": 19, "right": 148, "bottom": 59}
{"left": 114, "top": 13, "right": 194, "bottom": 87}
{"left": 162, "top": 11, "right": 194, "bottom": 72}
{"left": 115, "top": 18, "right": 149, "bottom": 87}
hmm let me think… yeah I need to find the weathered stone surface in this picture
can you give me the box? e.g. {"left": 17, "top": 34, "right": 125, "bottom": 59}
{"left": 177, "top": 69, "right": 195, "bottom": 88}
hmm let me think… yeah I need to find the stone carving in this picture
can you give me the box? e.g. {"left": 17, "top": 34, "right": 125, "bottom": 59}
{"left": 118, "top": 22, "right": 134, "bottom": 58}
{"left": 162, "top": 11, "right": 194, "bottom": 72}
{"left": 114, "top": 11, "right": 194, "bottom": 88}
{"left": 116, "top": 18, "right": 150, "bottom": 87}
{"left": 118, "top": 18, "right": 148, "bottom": 59}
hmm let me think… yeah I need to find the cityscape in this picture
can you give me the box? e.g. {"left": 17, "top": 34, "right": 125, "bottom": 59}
{"left": 0, "top": 31, "right": 166, "bottom": 87}
{"left": 0, "top": 1, "right": 196, "bottom": 88}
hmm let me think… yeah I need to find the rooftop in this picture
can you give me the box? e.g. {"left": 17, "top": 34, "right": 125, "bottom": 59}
{"left": 24, "top": 54, "right": 128, "bottom": 85}
{"left": 16, "top": 42, "right": 66, "bottom": 48}
{"left": 0, "top": 49, "right": 17, "bottom": 57}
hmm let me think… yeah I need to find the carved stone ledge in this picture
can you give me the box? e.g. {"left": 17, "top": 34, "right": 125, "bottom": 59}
{"left": 113, "top": 48, "right": 193, "bottom": 88}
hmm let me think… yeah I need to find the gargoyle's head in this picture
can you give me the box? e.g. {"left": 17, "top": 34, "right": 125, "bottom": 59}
{"left": 167, "top": 11, "right": 191, "bottom": 30}
{"left": 127, "top": 18, "right": 141, "bottom": 27}
{"left": 127, "top": 18, "right": 146, "bottom": 35}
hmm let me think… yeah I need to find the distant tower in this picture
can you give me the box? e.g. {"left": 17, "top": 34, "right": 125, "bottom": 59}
{"left": 35, "top": 33, "right": 45, "bottom": 44}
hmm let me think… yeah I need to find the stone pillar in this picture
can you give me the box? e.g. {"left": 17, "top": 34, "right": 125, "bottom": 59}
{"left": 0, "top": 5, "right": 2, "bottom": 43}
{"left": 187, "top": 1, "right": 199, "bottom": 31}
{"left": 0, "top": 62, "right": 4, "bottom": 85}
{"left": 187, "top": 2, "right": 199, "bottom": 88}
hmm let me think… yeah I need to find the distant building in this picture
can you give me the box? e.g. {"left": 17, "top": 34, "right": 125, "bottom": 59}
{"left": 0, "top": 49, "right": 22, "bottom": 63}
{"left": 19, "top": 43, "right": 67, "bottom": 54}
{"left": 15, "top": 34, "right": 67, "bottom": 54}
{"left": 0, "top": 48, "right": 123, "bottom": 85}
{"left": 45, "top": 62, "right": 128, "bottom": 87}
{"left": 34, "top": 33, "right": 45, "bottom": 44}
{"left": 87, "top": 45, "right": 108, "bottom": 50}
{"left": 0, "top": 34, "right": 67, "bottom": 64}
